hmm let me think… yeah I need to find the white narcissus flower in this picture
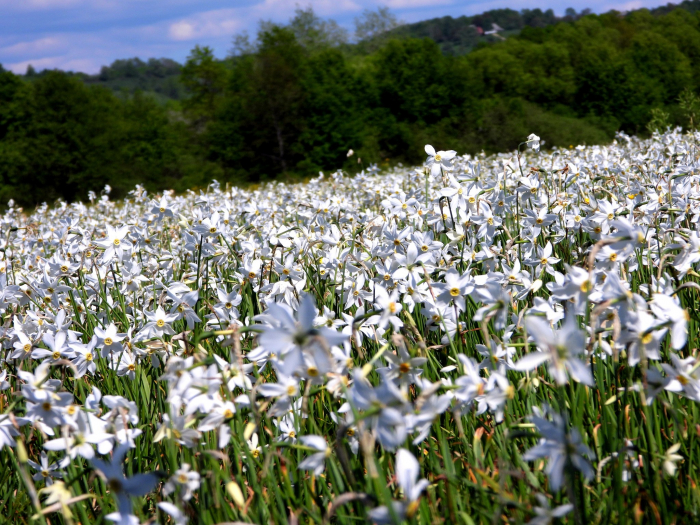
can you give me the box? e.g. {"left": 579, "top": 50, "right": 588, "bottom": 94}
{"left": 424, "top": 144, "right": 456, "bottom": 177}
{"left": 663, "top": 443, "right": 683, "bottom": 476}
{"left": 368, "top": 448, "right": 429, "bottom": 523}
{"left": 530, "top": 493, "right": 573, "bottom": 525}
{"left": 513, "top": 315, "right": 593, "bottom": 387}
{"left": 523, "top": 407, "right": 593, "bottom": 491}
{"left": 297, "top": 435, "right": 330, "bottom": 475}
{"left": 91, "top": 444, "right": 160, "bottom": 525}
{"left": 94, "top": 225, "right": 131, "bottom": 261}
{"left": 158, "top": 502, "right": 188, "bottom": 525}
{"left": 526, "top": 133, "right": 541, "bottom": 151}
{"left": 163, "top": 463, "right": 200, "bottom": 501}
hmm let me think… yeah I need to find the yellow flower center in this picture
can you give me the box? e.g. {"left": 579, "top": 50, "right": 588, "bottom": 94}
{"left": 104, "top": 338, "right": 113, "bottom": 346}
{"left": 156, "top": 319, "right": 165, "bottom": 327}
{"left": 113, "top": 238, "right": 120, "bottom": 246}
{"left": 449, "top": 287, "right": 460, "bottom": 297}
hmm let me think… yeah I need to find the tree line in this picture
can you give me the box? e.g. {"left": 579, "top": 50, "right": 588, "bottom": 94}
{"left": 2, "top": 4, "right": 700, "bottom": 207}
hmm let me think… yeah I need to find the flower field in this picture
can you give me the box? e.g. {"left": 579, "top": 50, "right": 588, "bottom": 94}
{"left": 2, "top": 129, "right": 700, "bottom": 524}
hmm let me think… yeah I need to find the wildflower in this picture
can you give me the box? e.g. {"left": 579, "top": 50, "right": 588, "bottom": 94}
{"left": 530, "top": 493, "right": 573, "bottom": 525}
{"left": 163, "top": 463, "right": 200, "bottom": 501}
{"left": 91, "top": 444, "right": 159, "bottom": 525}
{"left": 526, "top": 134, "right": 541, "bottom": 151}
{"left": 134, "top": 306, "right": 179, "bottom": 341}
{"left": 297, "top": 435, "right": 330, "bottom": 475}
{"left": 158, "top": 502, "right": 188, "bottom": 525}
{"left": 513, "top": 315, "right": 593, "bottom": 387}
{"left": 95, "top": 225, "right": 131, "bottom": 261}
{"left": 424, "top": 144, "right": 456, "bottom": 177}
{"left": 523, "top": 407, "right": 594, "bottom": 491}
{"left": 662, "top": 443, "right": 683, "bottom": 476}
{"left": 28, "top": 451, "right": 68, "bottom": 486}
{"left": 94, "top": 323, "right": 126, "bottom": 356}
{"left": 368, "top": 448, "right": 428, "bottom": 523}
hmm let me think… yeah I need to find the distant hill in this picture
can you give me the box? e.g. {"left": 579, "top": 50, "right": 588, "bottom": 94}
{"left": 378, "top": 8, "right": 589, "bottom": 56}
{"left": 24, "top": 57, "right": 185, "bottom": 104}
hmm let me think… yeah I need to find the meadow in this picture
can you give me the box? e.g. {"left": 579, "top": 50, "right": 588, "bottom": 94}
{"left": 1, "top": 129, "right": 699, "bottom": 524}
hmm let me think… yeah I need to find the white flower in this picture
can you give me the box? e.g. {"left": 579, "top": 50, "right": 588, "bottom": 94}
{"left": 663, "top": 443, "right": 683, "bottom": 476}
{"left": 526, "top": 133, "right": 541, "bottom": 151}
{"left": 91, "top": 444, "right": 159, "bottom": 524}
{"left": 297, "top": 435, "right": 330, "bottom": 475}
{"left": 163, "top": 463, "right": 200, "bottom": 501}
{"left": 513, "top": 315, "right": 593, "bottom": 387}
{"left": 424, "top": 144, "right": 456, "bottom": 177}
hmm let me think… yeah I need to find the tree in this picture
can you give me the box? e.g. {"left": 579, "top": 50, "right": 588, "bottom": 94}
{"left": 208, "top": 26, "right": 306, "bottom": 181}
{"left": 288, "top": 6, "right": 348, "bottom": 50}
{"left": 180, "top": 46, "right": 227, "bottom": 127}
{"left": 355, "top": 7, "right": 402, "bottom": 41}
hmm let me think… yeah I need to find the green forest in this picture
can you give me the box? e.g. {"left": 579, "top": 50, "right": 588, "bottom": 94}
{"left": 2, "top": 2, "right": 700, "bottom": 206}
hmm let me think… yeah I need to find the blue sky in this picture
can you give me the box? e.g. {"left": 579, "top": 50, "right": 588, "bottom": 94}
{"left": 0, "top": 0, "right": 673, "bottom": 74}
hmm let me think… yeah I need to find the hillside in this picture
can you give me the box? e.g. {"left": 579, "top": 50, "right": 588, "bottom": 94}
{"left": 378, "top": 8, "right": 586, "bottom": 56}
{"left": 24, "top": 56, "right": 186, "bottom": 103}
{"left": 16, "top": 2, "right": 700, "bottom": 100}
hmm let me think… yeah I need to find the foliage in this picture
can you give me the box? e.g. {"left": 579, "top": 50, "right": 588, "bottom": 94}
{"left": 3, "top": 4, "right": 700, "bottom": 204}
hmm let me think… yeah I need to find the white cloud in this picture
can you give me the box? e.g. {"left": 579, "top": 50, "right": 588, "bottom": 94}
{"left": 0, "top": 37, "right": 64, "bottom": 58}
{"left": 168, "top": 21, "right": 196, "bottom": 41}
{"left": 164, "top": 0, "right": 361, "bottom": 42}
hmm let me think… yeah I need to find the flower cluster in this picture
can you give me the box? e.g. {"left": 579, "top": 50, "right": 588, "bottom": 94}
{"left": 0, "top": 129, "right": 698, "bottom": 523}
